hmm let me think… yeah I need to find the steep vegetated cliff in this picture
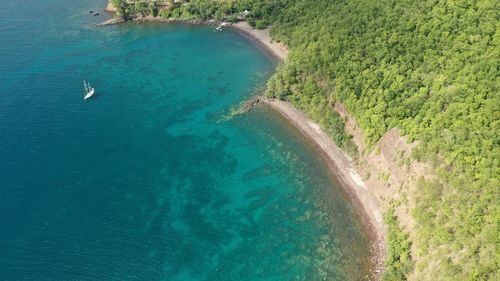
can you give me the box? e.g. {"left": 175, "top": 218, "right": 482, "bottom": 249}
{"left": 108, "top": 1, "right": 499, "bottom": 280}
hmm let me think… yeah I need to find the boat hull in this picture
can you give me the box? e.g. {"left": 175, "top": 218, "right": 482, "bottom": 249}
{"left": 83, "top": 90, "right": 95, "bottom": 100}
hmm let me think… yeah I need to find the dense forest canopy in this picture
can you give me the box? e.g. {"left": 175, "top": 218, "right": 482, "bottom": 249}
{"left": 111, "top": 0, "right": 499, "bottom": 280}
{"left": 266, "top": 2, "right": 499, "bottom": 280}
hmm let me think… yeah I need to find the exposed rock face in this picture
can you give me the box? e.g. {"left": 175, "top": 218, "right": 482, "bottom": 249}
{"left": 334, "top": 101, "right": 432, "bottom": 276}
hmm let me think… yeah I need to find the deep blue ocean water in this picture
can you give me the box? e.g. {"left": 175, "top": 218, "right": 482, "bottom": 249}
{"left": 0, "top": 0, "right": 371, "bottom": 280}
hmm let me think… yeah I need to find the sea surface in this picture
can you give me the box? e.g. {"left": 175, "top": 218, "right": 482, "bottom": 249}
{"left": 0, "top": 0, "right": 372, "bottom": 280}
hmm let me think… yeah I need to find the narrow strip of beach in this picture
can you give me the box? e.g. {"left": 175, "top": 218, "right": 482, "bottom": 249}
{"left": 260, "top": 98, "right": 386, "bottom": 277}
{"left": 228, "top": 23, "right": 386, "bottom": 278}
{"left": 229, "top": 22, "right": 288, "bottom": 62}
{"left": 228, "top": 22, "right": 386, "bottom": 276}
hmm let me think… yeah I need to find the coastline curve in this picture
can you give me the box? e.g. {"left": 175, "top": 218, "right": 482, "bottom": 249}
{"left": 98, "top": 14, "right": 386, "bottom": 280}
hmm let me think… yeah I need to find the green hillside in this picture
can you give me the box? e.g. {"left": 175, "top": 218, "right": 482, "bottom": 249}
{"left": 110, "top": 1, "right": 499, "bottom": 280}
{"left": 266, "top": 2, "right": 499, "bottom": 279}
{"left": 267, "top": 2, "right": 499, "bottom": 280}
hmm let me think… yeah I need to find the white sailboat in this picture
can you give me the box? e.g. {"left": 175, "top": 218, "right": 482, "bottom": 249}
{"left": 83, "top": 80, "right": 95, "bottom": 100}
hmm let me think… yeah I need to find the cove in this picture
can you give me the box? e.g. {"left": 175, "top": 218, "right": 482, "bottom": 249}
{"left": 0, "top": 0, "right": 372, "bottom": 280}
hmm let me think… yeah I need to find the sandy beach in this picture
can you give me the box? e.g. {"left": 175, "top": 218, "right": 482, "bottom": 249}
{"left": 227, "top": 25, "right": 386, "bottom": 276}
{"left": 230, "top": 22, "right": 288, "bottom": 62}
{"left": 259, "top": 98, "right": 386, "bottom": 278}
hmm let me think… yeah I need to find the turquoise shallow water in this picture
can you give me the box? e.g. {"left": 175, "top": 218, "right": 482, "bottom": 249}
{"left": 0, "top": 0, "right": 371, "bottom": 280}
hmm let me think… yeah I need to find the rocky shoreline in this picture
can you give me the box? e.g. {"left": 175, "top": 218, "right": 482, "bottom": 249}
{"left": 245, "top": 97, "right": 387, "bottom": 279}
